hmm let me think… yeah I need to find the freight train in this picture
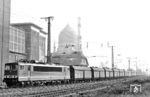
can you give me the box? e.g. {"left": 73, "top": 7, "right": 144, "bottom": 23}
{"left": 3, "top": 61, "right": 138, "bottom": 87}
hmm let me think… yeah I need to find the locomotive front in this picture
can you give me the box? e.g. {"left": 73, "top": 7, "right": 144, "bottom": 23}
{"left": 3, "top": 62, "right": 18, "bottom": 87}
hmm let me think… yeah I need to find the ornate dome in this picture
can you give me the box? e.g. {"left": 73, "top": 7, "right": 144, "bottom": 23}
{"left": 57, "top": 25, "right": 78, "bottom": 54}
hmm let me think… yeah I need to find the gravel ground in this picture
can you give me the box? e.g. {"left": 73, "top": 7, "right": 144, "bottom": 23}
{"left": 92, "top": 76, "right": 150, "bottom": 97}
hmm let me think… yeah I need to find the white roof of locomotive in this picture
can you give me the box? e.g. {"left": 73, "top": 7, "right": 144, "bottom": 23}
{"left": 18, "top": 62, "right": 69, "bottom": 68}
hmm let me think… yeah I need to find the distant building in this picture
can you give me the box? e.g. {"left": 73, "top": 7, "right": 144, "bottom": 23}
{"left": 57, "top": 25, "right": 79, "bottom": 54}
{"left": 0, "top": 0, "right": 11, "bottom": 85}
{"left": 52, "top": 51, "right": 89, "bottom": 66}
{"left": 52, "top": 25, "right": 88, "bottom": 66}
{"left": 11, "top": 23, "right": 47, "bottom": 62}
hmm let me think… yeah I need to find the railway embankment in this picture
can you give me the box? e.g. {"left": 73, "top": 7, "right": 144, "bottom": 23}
{"left": 87, "top": 76, "right": 150, "bottom": 97}
{"left": 0, "top": 76, "right": 149, "bottom": 97}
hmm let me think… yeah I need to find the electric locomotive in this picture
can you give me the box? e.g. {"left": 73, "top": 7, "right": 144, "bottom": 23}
{"left": 3, "top": 61, "right": 137, "bottom": 87}
{"left": 4, "top": 62, "right": 70, "bottom": 87}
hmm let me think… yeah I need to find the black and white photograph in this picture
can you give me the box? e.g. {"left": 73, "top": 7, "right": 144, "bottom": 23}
{"left": 0, "top": 0, "right": 150, "bottom": 96}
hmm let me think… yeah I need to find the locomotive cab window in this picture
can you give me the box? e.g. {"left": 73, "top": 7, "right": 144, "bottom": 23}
{"left": 5, "top": 63, "right": 18, "bottom": 71}
{"left": 5, "top": 65, "right": 11, "bottom": 70}
{"left": 12, "top": 65, "right": 17, "bottom": 70}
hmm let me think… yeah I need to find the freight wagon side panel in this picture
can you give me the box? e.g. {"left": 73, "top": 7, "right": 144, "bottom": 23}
{"left": 109, "top": 71, "right": 113, "bottom": 78}
{"left": 94, "top": 71, "right": 100, "bottom": 79}
{"left": 84, "top": 70, "right": 92, "bottom": 79}
{"left": 74, "top": 70, "right": 84, "bottom": 80}
{"left": 100, "top": 71, "right": 105, "bottom": 78}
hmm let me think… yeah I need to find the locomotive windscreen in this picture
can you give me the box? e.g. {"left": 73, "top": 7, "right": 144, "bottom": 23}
{"left": 5, "top": 63, "right": 18, "bottom": 71}
{"left": 4, "top": 63, "right": 18, "bottom": 76}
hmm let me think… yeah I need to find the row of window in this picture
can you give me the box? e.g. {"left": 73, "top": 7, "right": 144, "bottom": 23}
{"left": 9, "top": 26, "right": 25, "bottom": 53}
{"left": 6, "top": 64, "right": 63, "bottom": 73}
{"left": 9, "top": 26, "right": 46, "bottom": 62}
{"left": 33, "top": 66, "right": 62, "bottom": 72}
{"left": 39, "top": 36, "right": 46, "bottom": 62}
{"left": 19, "top": 65, "right": 62, "bottom": 72}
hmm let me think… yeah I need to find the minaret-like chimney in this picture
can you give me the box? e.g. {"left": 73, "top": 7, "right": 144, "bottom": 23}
{"left": 78, "top": 17, "right": 82, "bottom": 51}
{"left": 53, "top": 41, "right": 56, "bottom": 53}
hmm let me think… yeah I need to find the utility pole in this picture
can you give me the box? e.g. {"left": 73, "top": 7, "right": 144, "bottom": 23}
{"left": 107, "top": 42, "right": 115, "bottom": 68}
{"left": 41, "top": 16, "right": 54, "bottom": 64}
{"left": 111, "top": 46, "right": 114, "bottom": 68}
{"left": 127, "top": 57, "right": 137, "bottom": 71}
{"left": 127, "top": 58, "right": 131, "bottom": 70}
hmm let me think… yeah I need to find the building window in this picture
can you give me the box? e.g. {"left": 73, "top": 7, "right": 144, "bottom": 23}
{"left": 39, "top": 36, "right": 46, "bottom": 61}
{"left": 9, "top": 26, "right": 25, "bottom": 53}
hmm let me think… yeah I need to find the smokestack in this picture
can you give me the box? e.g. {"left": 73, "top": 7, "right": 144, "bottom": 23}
{"left": 77, "top": 17, "right": 81, "bottom": 51}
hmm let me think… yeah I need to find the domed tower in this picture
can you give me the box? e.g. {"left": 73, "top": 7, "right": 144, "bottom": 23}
{"left": 57, "top": 24, "right": 78, "bottom": 54}
{"left": 52, "top": 19, "right": 88, "bottom": 66}
{"left": 77, "top": 17, "right": 82, "bottom": 52}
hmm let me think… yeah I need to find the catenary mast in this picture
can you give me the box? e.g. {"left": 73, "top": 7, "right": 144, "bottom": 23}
{"left": 41, "top": 16, "right": 54, "bottom": 64}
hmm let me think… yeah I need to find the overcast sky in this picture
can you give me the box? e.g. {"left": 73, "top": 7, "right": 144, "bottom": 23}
{"left": 11, "top": 0, "right": 150, "bottom": 71}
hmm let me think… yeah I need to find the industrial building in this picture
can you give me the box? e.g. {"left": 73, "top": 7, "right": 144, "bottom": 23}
{"left": 9, "top": 26, "right": 26, "bottom": 62}
{"left": 0, "top": 0, "right": 11, "bottom": 85}
{"left": 11, "top": 23, "right": 47, "bottom": 62}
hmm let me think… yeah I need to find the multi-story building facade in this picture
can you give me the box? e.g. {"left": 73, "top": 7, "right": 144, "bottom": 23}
{"left": 0, "top": 0, "right": 11, "bottom": 85}
{"left": 9, "top": 26, "right": 26, "bottom": 62}
{"left": 11, "top": 23, "right": 47, "bottom": 62}
{"left": 39, "top": 31, "right": 47, "bottom": 62}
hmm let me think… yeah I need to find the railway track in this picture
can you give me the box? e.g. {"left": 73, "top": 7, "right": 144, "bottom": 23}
{"left": 0, "top": 76, "right": 145, "bottom": 97}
